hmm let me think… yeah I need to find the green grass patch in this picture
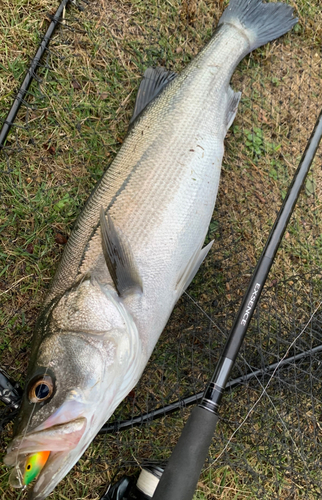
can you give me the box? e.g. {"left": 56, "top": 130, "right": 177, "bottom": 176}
{"left": 0, "top": 0, "right": 322, "bottom": 499}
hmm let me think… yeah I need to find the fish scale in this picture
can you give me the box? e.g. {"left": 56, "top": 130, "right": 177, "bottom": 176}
{"left": 46, "top": 25, "right": 246, "bottom": 307}
{"left": 4, "top": 2, "right": 297, "bottom": 498}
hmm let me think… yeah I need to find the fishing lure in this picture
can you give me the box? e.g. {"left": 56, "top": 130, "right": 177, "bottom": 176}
{"left": 24, "top": 451, "right": 50, "bottom": 485}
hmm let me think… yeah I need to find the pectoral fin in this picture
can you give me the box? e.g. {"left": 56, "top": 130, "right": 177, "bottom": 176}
{"left": 100, "top": 207, "right": 143, "bottom": 296}
{"left": 176, "top": 240, "right": 214, "bottom": 298}
{"left": 129, "top": 67, "right": 176, "bottom": 126}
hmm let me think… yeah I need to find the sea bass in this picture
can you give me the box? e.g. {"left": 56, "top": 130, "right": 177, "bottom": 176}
{"left": 5, "top": 0, "right": 297, "bottom": 498}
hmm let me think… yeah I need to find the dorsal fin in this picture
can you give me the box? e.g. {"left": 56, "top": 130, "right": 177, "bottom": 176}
{"left": 129, "top": 67, "right": 176, "bottom": 126}
{"left": 100, "top": 207, "right": 143, "bottom": 296}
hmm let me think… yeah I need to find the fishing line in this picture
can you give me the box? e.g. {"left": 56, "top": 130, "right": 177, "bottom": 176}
{"left": 1, "top": 2, "right": 322, "bottom": 498}
{"left": 13, "top": 403, "right": 37, "bottom": 487}
{"left": 152, "top": 109, "right": 322, "bottom": 500}
{"left": 206, "top": 299, "right": 322, "bottom": 473}
{"left": 184, "top": 290, "right": 312, "bottom": 408}
{"left": 184, "top": 291, "right": 227, "bottom": 337}
{"left": 185, "top": 287, "right": 318, "bottom": 470}
{"left": 11, "top": 328, "right": 63, "bottom": 488}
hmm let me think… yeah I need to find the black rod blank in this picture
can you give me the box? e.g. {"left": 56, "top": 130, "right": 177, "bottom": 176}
{"left": 152, "top": 109, "right": 322, "bottom": 500}
{"left": 2, "top": 342, "right": 321, "bottom": 428}
{"left": 99, "top": 343, "right": 322, "bottom": 433}
{"left": 201, "top": 109, "right": 322, "bottom": 414}
{"left": 0, "top": 0, "right": 70, "bottom": 149}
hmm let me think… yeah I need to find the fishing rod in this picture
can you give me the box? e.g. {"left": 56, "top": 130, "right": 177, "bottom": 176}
{"left": 0, "top": 0, "right": 71, "bottom": 149}
{"left": 0, "top": 0, "right": 72, "bottom": 423}
{"left": 100, "top": 343, "right": 322, "bottom": 433}
{"left": 151, "top": 109, "right": 322, "bottom": 500}
{"left": 2, "top": 342, "right": 322, "bottom": 432}
{"left": 98, "top": 108, "right": 322, "bottom": 500}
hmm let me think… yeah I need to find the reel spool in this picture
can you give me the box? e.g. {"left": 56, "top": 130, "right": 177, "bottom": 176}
{"left": 101, "top": 466, "right": 164, "bottom": 500}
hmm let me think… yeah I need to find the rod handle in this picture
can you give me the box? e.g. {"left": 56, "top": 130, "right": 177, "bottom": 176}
{"left": 152, "top": 406, "right": 218, "bottom": 500}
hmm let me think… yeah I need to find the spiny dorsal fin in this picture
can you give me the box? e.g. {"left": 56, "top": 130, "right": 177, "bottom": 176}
{"left": 100, "top": 207, "right": 143, "bottom": 296}
{"left": 129, "top": 67, "right": 176, "bottom": 126}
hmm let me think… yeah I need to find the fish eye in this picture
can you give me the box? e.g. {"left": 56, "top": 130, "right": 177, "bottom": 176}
{"left": 28, "top": 375, "right": 54, "bottom": 403}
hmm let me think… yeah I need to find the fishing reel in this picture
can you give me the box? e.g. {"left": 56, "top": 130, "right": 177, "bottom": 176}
{"left": 0, "top": 368, "right": 164, "bottom": 500}
{"left": 101, "top": 466, "right": 164, "bottom": 500}
{"left": 0, "top": 367, "right": 22, "bottom": 409}
{"left": 0, "top": 368, "right": 23, "bottom": 432}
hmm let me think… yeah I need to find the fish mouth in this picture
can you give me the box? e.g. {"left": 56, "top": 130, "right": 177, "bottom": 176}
{"left": 5, "top": 417, "right": 87, "bottom": 498}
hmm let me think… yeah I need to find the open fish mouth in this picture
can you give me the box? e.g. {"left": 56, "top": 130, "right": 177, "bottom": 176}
{"left": 5, "top": 417, "right": 86, "bottom": 497}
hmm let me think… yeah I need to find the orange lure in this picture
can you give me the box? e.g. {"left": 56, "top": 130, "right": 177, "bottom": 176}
{"left": 23, "top": 451, "right": 50, "bottom": 485}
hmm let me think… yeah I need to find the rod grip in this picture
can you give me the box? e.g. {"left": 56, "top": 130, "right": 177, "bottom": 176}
{"left": 152, "top": 406, "right": 219, "bottom": 500}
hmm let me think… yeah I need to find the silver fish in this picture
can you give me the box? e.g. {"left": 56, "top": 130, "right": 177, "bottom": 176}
{"left": 5, "top": 0, "right": 297, "bottom": 498}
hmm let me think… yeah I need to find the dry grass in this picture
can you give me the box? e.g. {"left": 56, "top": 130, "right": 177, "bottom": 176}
{"left": 0, "top": 0, "right": 322, "bottom": 499}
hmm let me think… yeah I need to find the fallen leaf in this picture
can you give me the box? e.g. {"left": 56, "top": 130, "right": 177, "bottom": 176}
{"left": 72, "top": 79, "right": 81, "bottom": 90}
{"left": 43, "top": 143, "right": 56, "bottom": 155}
{"left": 55, "top": 233, "right": 68, "bottom": 245}
{"left": 26, "top": 244, "right": 34, "bottom": 254}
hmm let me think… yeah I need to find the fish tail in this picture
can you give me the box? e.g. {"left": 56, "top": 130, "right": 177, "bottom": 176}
{"left": 218, "top": 0, "right": 298, "bottom": 52}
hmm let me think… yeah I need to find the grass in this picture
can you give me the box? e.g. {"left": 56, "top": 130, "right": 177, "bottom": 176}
{"left": 0, "top": 0, "right": 322, "bottom": 499}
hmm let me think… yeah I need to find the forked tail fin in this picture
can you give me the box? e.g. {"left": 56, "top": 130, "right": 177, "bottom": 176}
{"left": 218, "top": 0, "right": 298, "bottom": 52}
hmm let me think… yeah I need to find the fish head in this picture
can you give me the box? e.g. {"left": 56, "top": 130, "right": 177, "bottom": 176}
{"left": 5, "top": 278, "right": 142, "bottom": 499}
